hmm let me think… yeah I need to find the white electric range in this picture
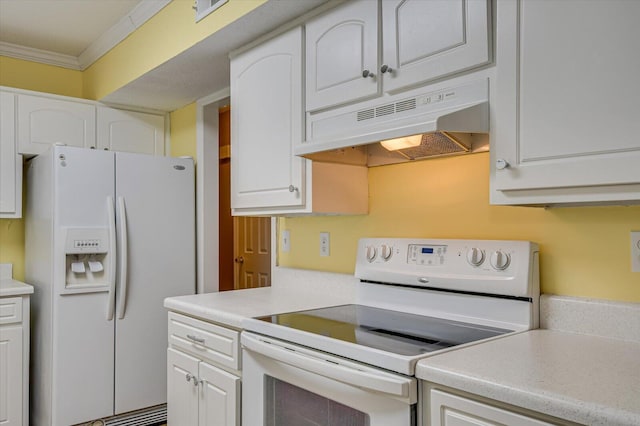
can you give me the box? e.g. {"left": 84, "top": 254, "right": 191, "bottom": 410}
{"left": 242, "top": 238, "right": 539, "bottom": 426}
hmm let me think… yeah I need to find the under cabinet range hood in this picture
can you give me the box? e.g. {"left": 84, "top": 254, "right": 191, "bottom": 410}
{"left": 297, "top": 79, "right": 489, "bottom": 167}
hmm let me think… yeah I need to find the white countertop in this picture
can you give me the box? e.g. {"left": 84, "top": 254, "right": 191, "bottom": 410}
{"left": 164, "top": 282, "right": 354, "bottom": 329}
{"left": 0, "top": 279, "right": 34, "bottom": 297}
{"left": 416, "top": 329, "right": 640, "bottom": 426}
{"left": 0, "top": 264, "right": 33, "bottom": 297}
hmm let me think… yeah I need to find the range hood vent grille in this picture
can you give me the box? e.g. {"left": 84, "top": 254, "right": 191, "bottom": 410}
{"left": 357, "top": 98, "right": 419, "bottom": 122}
{"left": 357, "top": 109, "right": 374, "bottom": 121}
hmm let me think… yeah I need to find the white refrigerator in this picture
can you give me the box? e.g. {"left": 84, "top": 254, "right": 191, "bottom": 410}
{"left": 25, "top": 146, "right": 195, "bottom": 426}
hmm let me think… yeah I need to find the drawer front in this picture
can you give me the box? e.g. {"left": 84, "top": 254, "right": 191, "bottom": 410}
{"left": 168, "top": 312, "right": 240, "bottom": 371}
{"left": 0, "top": 297, "right": 22, "bottom": 324}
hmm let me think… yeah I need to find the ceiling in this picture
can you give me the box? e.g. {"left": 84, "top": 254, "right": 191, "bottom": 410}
{"left": 0, "top": 0, "right": 142, "bottom": 57}
{"left": 0, "top": 0, "right": 331, "bottom": 111}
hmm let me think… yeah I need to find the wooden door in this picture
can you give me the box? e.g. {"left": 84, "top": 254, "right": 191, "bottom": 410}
{"left": 381, "top": 0, "right": 491, "bottom": 94}
{"left": 305, "top": 0, "right": 379, "bottom": 111}
{"left": 233, "top": 216, "right": 271, "bottom": 289}
{"left": 218, "top": 106, "right": 235, "bottom": 292}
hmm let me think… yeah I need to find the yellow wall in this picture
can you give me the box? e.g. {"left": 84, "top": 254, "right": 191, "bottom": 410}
{"left": 0, "top": 56, "right": 83, "bottom": 97}
{"left": 0, "top": 56, "right": 84, "bottom": 281}
{"left": 279, "top": 153, "right": 640, "bottom": 303}
{"left": 170, "top": 103, "right": 197, "bottom": 158}
{"left": 83, "top": 0, "right": 267, "bottom": 100}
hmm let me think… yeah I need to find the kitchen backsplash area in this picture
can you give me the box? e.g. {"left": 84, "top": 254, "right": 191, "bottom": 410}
{"left": 279, "top": 151, "right": 640, "bottom": 303}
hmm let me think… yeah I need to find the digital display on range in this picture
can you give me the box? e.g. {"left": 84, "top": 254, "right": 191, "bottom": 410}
{"left": 409, "top": 244, "right": 447, "bottom": 266}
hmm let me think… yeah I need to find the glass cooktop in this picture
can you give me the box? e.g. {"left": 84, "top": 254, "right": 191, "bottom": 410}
{"left": 257, "top": 304, "right": 512, "bottom": 356}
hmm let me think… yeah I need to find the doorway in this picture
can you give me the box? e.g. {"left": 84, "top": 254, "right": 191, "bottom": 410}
{"left": 217, "top": 106, "right": 271, "bottom": 291}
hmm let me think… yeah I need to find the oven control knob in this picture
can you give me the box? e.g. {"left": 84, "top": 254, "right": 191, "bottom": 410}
{"left": 366, "top": 246, "right": 377, "bottom": 262}
{"left": 380, "top": 244, "right": 392, "bottom": 261}
{"left": 466, "top": 247, "right": 485, "bottom": 266}
{"left": 490, "top": 250, "right": 511, "bottom": 270}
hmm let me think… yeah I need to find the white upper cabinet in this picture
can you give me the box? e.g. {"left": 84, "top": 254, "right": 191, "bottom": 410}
{"left": 0, "top": 91, "right": 22, "bottom": 218}
{"left": 231, "top": 27, "right": 368, "bottom": 216}
{"left": 492, "top": 0, "right": 640, "bottom": 205}
{"left": 231, "top": 27, "right": 306, "bottom": 212}
{"left": 305, "top": 0, "right": 491, "bottom": 112}
{"left": 381, "top": 0, "right": 491, "bottom": 93}
{"left": 17, "top": 94, "right": 96, "bottom": 155}
{"left": 305, "top": 0, "right": 379, "bottom": 111}
{"left": 97, "top": 107, "right": 165, "bottom": 155}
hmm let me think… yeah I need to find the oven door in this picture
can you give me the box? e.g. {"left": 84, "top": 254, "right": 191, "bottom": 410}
{"left": 242, "top": 332, "right": 417, "bottom": 426}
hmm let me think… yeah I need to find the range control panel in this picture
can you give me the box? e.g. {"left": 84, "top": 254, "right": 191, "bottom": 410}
{"left": 408, "top": 244, "right": 447, "bottom": 266}
{"left": 355, "top": 238, "right": 539, "bottom": 298}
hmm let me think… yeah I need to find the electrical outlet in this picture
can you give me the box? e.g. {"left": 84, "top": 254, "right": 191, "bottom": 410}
{"left": 320, "top": 232, "right": 330, "bottom": 257}
{"left": 281, "top": 230, "right": 290, "bottom": 253}
{"left": 632, "top": 231, "right": 640, "bottom": 273}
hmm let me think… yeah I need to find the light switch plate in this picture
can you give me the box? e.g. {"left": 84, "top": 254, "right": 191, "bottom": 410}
{"left": 281, "top": 230, "right": 290, "bottom": 253}
{"left": 632, "top": 231, "right": 640, "bottom": 273}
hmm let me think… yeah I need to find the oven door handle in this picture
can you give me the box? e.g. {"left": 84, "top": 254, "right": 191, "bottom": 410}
{"left": 242, "top": 333, "right": 416, "bottom": 402}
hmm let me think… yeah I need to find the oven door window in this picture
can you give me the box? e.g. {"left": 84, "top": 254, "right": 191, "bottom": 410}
{"left": 265, "top": 376, "right": 369, "bottom": 426}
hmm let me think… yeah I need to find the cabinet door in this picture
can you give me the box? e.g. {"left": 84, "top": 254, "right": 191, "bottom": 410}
{"left": 430, "top": 390, "right": 553, "bottom": 426}
{"left": 97, "top": 107, "right": 165, "bottom": 155}
{"left": 305, "top": 0, "right": 379, "bottom": 111}
{"left": 231, "top": 27, "right": 306, "bottom": 210}
{"left": 167, "top": 348, "right": 199, "bottom": 426}
{"left": 199, "top": 362, "right": 240, "bottom": 426}
{"left": 0, "top": 92, "right": 22, "bottom": 218}
{"left": 492, "top": 0, "right": 640, "bottom": 205}
{"left": 0, "top": 326, "right": 23, "bottom": 426}
{"left": 17, "top": 94, "right": 96, "bottom": 155}
{"left": 382, "top": 0, "right": 491, "bottom": 93}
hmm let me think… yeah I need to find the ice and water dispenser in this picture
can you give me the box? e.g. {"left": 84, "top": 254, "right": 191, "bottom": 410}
{"left": 64, "top": 228, "right": 111, "bottom": 290}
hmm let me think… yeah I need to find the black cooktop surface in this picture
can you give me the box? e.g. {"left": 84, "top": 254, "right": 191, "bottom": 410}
{"left": 257, "top": 304, "right": 512, "bottom": 356}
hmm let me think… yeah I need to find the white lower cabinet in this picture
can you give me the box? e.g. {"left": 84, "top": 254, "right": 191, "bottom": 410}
{"left": 167, "top": 312, "right": 240, "bottom": 426}
{"left": 0, "top": 295, "right": 30, "bottom": 426}
{"left": 426, "top": 387, "right": 576, "bottom": 426}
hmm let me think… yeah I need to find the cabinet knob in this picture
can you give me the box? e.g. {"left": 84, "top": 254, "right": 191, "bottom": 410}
{"left": 496, "top": 159, "right": 510, "bottom": 170}
{"left": 380, "top": 64, "right": 393, "bottom": 74}
{"left": 186, "top": 373, "right": 194, "bottom": 382}
{"left": 362, "top": 69, "right": 375, "bottom": 78}
{"left": 234, "top": 256, "right": 244, "bottom": 264}
{"left": 288, "top": 185, "right": 298, "bottom": 193}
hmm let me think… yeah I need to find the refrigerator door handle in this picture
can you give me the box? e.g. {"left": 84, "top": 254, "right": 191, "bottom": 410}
{"left": 106, "top": 196, "right": 117, "bottom": 320}
{"left": 116, "top": 196, "right": 129, "bottom": 319}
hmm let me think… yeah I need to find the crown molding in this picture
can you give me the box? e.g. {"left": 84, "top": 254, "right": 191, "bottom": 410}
{"left": 0, "top": 0, "right": 171, "bottom": 71}
{"left": 78, "top": 0, "right": 171, "bottom": 69}
{"left": 0, "top": 41, "right": 81, "bottom": 70}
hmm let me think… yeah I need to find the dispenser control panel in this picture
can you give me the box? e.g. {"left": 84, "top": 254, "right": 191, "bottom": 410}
{"left": 64, "top": 228, "right": 109, "bottom": 254}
